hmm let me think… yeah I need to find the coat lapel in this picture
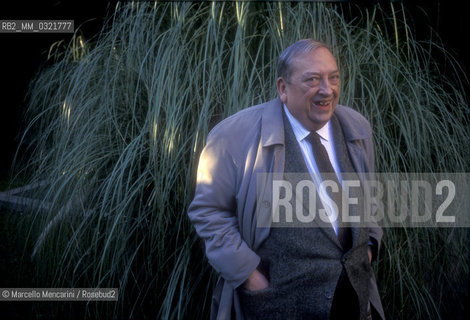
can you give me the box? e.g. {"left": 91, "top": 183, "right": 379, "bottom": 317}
{"left": 330, "top": 114, "right": 361, "bottom": 247}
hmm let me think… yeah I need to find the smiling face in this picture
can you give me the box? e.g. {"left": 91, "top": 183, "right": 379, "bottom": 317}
{"left": 276, "top": 47, "right": 340, "bottom": 131}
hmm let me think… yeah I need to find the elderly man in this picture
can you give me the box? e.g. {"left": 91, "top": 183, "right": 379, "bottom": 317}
{"left": 188, "top": 39, "right": 384, "bottom": 320}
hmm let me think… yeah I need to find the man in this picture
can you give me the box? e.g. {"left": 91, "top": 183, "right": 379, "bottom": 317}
{"left": 188, "top": 39, "right": 384, "bottom": 319}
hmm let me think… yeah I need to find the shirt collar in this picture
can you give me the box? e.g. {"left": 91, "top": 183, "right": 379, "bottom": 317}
{"left": 283, "top": 104, "right": 331, "bottom": 142}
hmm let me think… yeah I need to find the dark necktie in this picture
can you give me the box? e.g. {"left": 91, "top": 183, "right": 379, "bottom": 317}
{"left": 306, "top": 132, "right": 352, "bottom": 252}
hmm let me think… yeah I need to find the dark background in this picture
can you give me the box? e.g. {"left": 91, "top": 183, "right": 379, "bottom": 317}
{"left": 0, "top": 0, "right": 469, "bottom": 184}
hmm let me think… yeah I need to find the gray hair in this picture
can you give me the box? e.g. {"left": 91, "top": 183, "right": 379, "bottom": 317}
{"left": 277, "top": 39, "right": 333, "bottom": 81}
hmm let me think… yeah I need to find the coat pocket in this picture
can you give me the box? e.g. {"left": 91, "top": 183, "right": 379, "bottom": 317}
{"left": 238, "top": 286, "right": 284, "bottom": 319}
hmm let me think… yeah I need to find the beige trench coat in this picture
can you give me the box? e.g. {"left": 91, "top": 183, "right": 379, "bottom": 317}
{"left": 188, "top": 98, "right": 384, "bottom": 319}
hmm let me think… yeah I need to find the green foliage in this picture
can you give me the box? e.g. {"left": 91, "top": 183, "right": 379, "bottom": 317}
{"left": 16, "top": 1, "right": 469, "bottom": 319}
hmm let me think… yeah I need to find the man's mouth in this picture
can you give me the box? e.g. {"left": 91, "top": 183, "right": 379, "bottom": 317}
{"left": 312, "top": 100, "right": 332, "bottom": 108}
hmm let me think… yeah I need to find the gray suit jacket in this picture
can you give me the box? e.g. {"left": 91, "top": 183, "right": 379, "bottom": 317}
{"left": 188, "top": 98, "right": 384, "bottom": 319}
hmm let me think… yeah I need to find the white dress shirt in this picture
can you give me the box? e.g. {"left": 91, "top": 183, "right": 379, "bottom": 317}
{"left": 283, "top": 104, "right": 342, "bottom": 234}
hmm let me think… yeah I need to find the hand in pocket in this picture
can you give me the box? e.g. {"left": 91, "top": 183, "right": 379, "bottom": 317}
{"left": 243, "top": 268, "right": 269, "bottom": 292}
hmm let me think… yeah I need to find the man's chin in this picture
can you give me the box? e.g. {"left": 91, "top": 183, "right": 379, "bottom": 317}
{"left": 308, "top": 112, "right": 334, "bottom": 129}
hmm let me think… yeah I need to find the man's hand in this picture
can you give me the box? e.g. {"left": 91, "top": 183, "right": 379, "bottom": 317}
{"left": 243, "top": 268, "right": 269, "bottom": 291}
{"left": 368, "top": 246, "right": 373, "bottom": 264}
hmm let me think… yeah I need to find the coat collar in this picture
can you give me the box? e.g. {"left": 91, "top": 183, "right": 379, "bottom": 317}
{"left": 261, "top": 98, "right": 285, "bottom": 147}
{"left": 333, "top": 105, "right": 370, "bottom": 141}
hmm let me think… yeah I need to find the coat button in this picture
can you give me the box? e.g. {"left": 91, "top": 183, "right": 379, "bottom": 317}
{"left": 324, "top": 291, "right": 333, "bottom": 300}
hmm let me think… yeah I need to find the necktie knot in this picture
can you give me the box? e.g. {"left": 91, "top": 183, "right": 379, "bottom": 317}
{"left": 306, "top": 132, "right": 335, "bottom": 174}
{"left": 306, "top": 131, "right": 322, "bottom": 146}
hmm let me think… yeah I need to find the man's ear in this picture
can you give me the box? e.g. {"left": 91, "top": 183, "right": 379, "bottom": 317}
{"left": 276, "top": 77, "right": 288, "bottom": 104}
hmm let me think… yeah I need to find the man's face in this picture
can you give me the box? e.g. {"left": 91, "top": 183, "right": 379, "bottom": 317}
{"left": 277, "top": 47, "right": 340, "bottom": 131}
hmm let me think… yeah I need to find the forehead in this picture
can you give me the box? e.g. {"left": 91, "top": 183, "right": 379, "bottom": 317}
{"left": 290, "top": 48, "right": 338, "bottom": 75}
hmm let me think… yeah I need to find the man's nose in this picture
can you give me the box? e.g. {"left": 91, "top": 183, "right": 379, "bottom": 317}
{"left": 318, "top": 78, "right": 333, "bottom": 96}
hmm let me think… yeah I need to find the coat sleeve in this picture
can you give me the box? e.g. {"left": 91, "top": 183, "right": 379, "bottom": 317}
{"left": 187, "top": 130, "right": 260, "bottom": 289}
